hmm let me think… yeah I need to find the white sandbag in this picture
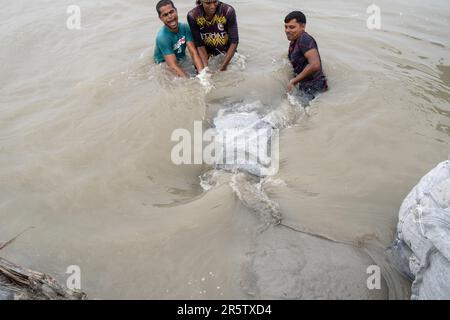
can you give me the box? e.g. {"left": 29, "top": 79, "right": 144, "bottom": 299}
{"left": 212, "top": 102, "right": 278, "bottom": 177}
{"left": 390, "top": 156, "right": 450, "bottom": 300}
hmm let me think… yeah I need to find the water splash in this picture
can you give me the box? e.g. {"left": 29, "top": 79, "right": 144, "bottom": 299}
{"left": 196, "top": 67, "right": 214, "bottom": 93}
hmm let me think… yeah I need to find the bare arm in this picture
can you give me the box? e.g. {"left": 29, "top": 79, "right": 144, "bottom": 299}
{"left": 288, "top": 48, "right": 321, "bottom": 91}
{"left": 220, "top": 7, "right": 239, "bottom": 72}
{"left": 187, "top": 42, "right": 204, "bottom": 73}
{"left": 196, "top": 46, "right": 209, "bottom": 67}
{"left": 219, "top": 43, "right": 238, "bottom": 72}
{"left": 187, "top": 13, "right": 208, "bottom": 67}
{"left": 164, "top": 54, "right": 188, "bottom": 78}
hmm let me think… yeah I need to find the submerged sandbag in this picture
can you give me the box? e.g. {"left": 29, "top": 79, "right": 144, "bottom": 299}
{"left": 389, "top": 156, "right": 450, "bottom": 300}
{"left": 209, "top": 101, "right": 283, "bottom": 177}
{"left": 213, "top": 111, "right": 278, "bottom": 177}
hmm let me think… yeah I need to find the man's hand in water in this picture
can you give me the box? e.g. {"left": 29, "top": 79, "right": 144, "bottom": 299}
{"left": 219, "top": 43, "right": 238, "bottom": 72}
{"left": 165, "top": 54, "right": 188, "bottom": 78}
{"left": 288, "top": 79, "right": 297, "bottom": 92}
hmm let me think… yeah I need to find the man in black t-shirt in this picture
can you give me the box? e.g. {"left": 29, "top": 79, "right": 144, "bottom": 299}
{"left": 187, "top": 0, "right": 239, "bottom": 71}
{"left": 285, "top": 11, "right": 328, "bottom": 100}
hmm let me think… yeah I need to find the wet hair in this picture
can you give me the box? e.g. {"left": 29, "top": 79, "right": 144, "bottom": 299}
{"left": 196, "top": 0, "right": 218, "bottom": 5}
{"left": 156, "top": 0, "right": 176, "bottom": 16}
{"left": 284, "top": 11, "right": 306, "bottom": 24}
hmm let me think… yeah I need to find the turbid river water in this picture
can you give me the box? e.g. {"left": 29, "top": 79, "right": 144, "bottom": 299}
{"left": 1, "top": 0, "right": 449, "bottom": 299}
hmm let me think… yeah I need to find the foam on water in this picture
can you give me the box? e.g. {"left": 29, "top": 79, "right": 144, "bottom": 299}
{"left": 196, "top": 67, "right": 214, "bottom": 93}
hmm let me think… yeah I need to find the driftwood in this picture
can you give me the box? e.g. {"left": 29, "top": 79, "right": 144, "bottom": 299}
{"left": 0, "top": 257, "right": 87, "bottom": 300}
{"left": 0, "top": 229, "right": 86, "bottom": 300}
{"left": 0, "top": 227, "right": 34, "bottom": 251}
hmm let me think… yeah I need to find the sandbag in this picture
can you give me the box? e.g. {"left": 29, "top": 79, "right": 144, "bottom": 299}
{"left": 389, "top": 156, "right": 450, "bottom": 300}
{"left": 212, "top": 102, "right": 278, "bottom": 177}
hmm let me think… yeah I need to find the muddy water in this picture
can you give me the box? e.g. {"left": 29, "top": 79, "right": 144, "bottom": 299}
{"left": 1, "top": 0, "right": 449, "bottom": 299}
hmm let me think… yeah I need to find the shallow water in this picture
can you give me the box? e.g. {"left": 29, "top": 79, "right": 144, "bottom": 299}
{"left": 1, "top": 0, "right": 449, "bottom": 299}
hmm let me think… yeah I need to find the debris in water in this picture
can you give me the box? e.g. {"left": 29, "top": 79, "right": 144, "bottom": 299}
{"left": 0, "top": 257, "right": 87, "bottom": 300}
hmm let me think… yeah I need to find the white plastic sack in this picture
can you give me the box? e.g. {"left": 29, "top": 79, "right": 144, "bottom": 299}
{"left": 212, "top": 102, "right": 278, "bottom": 177}
{"left": 389, "top": 156, "right": 450, "bottom": 300}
